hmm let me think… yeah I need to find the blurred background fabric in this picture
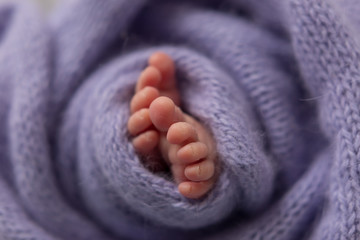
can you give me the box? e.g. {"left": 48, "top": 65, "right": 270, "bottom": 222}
{"left": 36, "top": 0, "right": 57, "bottom": 12}
{"left": 0, "top": 0, "right": 360, "bottom": 240}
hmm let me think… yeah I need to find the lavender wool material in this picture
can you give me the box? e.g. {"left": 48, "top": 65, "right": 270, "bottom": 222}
{"left": 0, "top": 0, "right": 358, "bottom": 239}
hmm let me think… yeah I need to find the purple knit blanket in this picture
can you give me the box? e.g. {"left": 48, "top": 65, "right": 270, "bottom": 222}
{"left": 0, "top": 0, "right": 359, "bottom": 239}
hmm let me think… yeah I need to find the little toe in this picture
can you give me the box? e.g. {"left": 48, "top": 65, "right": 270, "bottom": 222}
{"left": 136, "top": 66, "right": 161, "bottom": 92}
{"left": 177, "top": 142, "right": 208, "bottom": 164}
{"left": 132, "top": 130, "right": 159, "bottom": 154}
{"left": 167, "top": 122, "right": 198, "bottom": 145}
{"left": 184, "top": 159, "right": 215, "bottom": 182}
{"left": 148, "top": 52, "right": 176, "bottom": 90}
{"left": 130, "top": 87, "right": 160, "bottom": 114}
{"left": 149, "top": 96, "right": 184, "bottom": 132}
{"left": 178, "top": 180, "right": 214, "bottom": 199}
{"left": 127, "top": 109, "right": 152, "bottom": 136}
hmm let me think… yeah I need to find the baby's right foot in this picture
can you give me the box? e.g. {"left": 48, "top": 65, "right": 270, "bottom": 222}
{"left": 128, "top": 52, "right": 217, "bottom": 199}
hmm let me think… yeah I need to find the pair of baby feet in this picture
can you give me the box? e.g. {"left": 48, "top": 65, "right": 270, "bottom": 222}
{"left": 127, "top": 52, "right": 217, "bottom": 199}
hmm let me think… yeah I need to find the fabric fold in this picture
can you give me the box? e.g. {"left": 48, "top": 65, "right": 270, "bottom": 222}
{"left": 1, "top": 0, "right": 360, "bottom": 239}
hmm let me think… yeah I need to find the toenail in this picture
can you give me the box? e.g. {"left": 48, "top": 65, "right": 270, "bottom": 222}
{"left": 182, "top": 184, "right": 191, "bottom": 194}
{"left": 190, "top": 145, "right": 195, "bottom": 158}
{"left": 140, "top": 90, "right": 147, "bottom": 98}
{"left": 197, "top": 165, "right": 201, "bottom": 177}
{"left": 137, "top": 114, "right": 144, "bottom": 121}
{"left": 136, "top": 109, "right": 147, "bottom": 120}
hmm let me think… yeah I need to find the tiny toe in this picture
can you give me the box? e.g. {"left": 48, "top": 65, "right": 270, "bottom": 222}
{"left": 149, "top": 96, "right": 184, "bottom": 132}
{"left": 148, "top": 52, "right": 175, "bottom": 89}
{"left": 170, "top": 164, "right": 187, "bottom": 184}
{"left": 167, "top": 122, "right": 198, "bottom": 145}
{"left": 132, "top": 130, "right": 159, "bottom": 154}
{"left": 177, "top": 142, "right": 208, "bottom": 164}
{"left": 136, "top": 66, "right": 161, "bottom": 92}
{"left": 130, "top": 87, "right": 160, "bottom": 113}
{"left": 127, "top": 109, "right": 152, "bottom": 136}
{"left": 184, "top": 159, "right": 215, "bottom": 181}
{"left": 178, "top": 180, "right": 214, "bottom": 199}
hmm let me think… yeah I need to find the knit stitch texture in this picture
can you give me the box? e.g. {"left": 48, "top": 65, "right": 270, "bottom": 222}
{"left": 0, "top": 0, "right": 358, "bottom": 239}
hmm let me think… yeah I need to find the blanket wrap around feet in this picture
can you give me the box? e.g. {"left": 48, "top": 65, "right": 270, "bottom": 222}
{"left": 0, "top": 0, "right": 359, "bottom": 239}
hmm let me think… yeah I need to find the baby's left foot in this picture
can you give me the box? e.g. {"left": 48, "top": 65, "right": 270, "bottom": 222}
{"left": 128, "top": 52, "right": 217, "bottom": 199}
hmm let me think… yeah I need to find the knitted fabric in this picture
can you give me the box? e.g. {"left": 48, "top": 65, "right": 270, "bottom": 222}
{"left": 0, "top": 0, "right": 358, "bottom": 239}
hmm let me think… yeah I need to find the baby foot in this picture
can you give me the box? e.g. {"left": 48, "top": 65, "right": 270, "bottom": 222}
{"left": 128, "top": 52, "right": 217, "bottom": 199}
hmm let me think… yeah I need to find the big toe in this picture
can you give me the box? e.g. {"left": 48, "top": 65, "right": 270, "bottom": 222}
{"left": 149, "top": 96, "right": 184, "bottom": 132}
